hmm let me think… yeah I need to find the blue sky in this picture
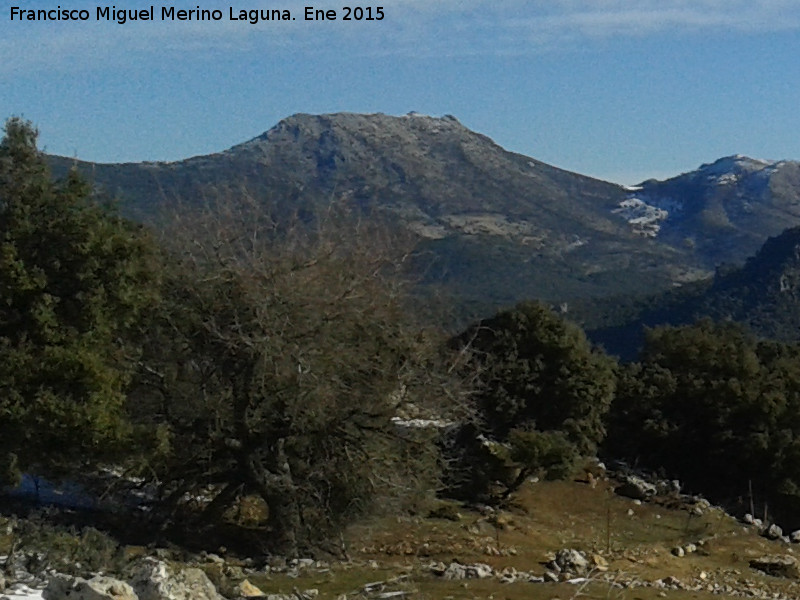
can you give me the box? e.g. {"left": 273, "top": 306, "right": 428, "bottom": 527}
{"left": 2, "top": 0, "right": 800, "bottom": 184}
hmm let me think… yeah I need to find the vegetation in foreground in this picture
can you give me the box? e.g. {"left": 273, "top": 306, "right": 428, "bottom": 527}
{"left": 4, "top": 474, "right": 800, "bottom": 600}
{"left": 7, "top": 115, "right": 800, "bottom": 579}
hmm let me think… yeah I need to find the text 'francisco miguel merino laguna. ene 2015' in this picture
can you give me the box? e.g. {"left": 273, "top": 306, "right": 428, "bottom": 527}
{"left": 7, "top": 6, "right": 329, "bottom": 25}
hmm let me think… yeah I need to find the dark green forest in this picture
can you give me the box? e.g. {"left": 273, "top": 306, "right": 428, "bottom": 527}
{"left": 6, "top": 117, "right": 800, "bottom": 558}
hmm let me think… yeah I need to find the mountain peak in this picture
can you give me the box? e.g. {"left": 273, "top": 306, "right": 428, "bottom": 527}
{"left": 234, "top": 111, "right": 471, "bottom": 150}
{"left": 697, "top": 154, "right": 777, "bottom": 177}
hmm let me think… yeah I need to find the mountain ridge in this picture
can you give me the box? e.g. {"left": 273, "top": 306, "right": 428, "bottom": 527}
{"left": 44, "top": 112, "right": 800, "bottom": 324}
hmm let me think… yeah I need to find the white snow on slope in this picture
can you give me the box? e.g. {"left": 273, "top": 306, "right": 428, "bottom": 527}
{"left": 613, "top": 197, "right": 671, "bottom": 237}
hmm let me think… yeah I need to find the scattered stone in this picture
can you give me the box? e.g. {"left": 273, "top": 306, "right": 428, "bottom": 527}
{"left": 235, "top": 579, "right": 265, "bottom": 597}
{"left": 438, "top": 562, "right": 493, "bottom": 580}
{"left": 129, "top": 557, "right": 222, "bottom": 600}
{"left": 744, "top": 513, "right": 756, "bottom": 525}
{"left": 671, "top": 547, "right": 685, "bottom": 557}
{"left": 552, "top": 549, "right": 589, "bottom": 576}
{"left": 590, "top": 554, "right": 608, "bottom": 572}
{"left": 791, "top": 530, "right": 800, "bottom": 544}
{"left": 44, "top": 573, "right": 137, "bottom": 600}
{"left": 655, "top": 479, "right": 681, "bottom": 496}
{"left": 684, "top": 543, "right": 697, "bottom": 554}
{"left": 749, "top": 555, "right": 800, "bottom": 579}
{"left": 694, "top": 498, "right": 711, "bottom": 510}
{"left": 202, "top": 553, "right": 225, "bottom": 565}
{"left": 765, "top": 524, "right": 784, "bottom": 540}
{"left": 615, "top": 475, "right": 657, "bottom": 501}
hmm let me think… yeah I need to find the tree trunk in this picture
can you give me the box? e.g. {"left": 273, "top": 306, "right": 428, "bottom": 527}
{"left": 243, "top": 439, "right": 302, "bottom": 557}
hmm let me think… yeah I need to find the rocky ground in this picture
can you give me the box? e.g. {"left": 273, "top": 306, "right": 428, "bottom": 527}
{"left": 5, "top": 464, "right": 800, "bottom": 600}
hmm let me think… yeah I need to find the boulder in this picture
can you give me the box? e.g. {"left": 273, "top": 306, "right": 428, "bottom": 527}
{"left": 44, "top": 573, "right": 138, "bottom": 600}
{"left": 655, "top": 479, "right": 681, "bottom": 496}
{"left": 749, "top": 555, "right": 800, "bottom": 579}
{"left": 441, "top": 563, "right": 466, "bottom": 580}
{"left": 235, "top": 579, "right": 265, "bottom": 597}
{"left": 765, "top": 524, "right": 784, "bottom": 540}
{"left": 129, "top": 558, "right": 222, "bottom": 600}
{"left": 590, "top": 554, "right": 608, "bottom": 572}
{"left": 553, "top": 549, "right": 589, "bottom": 576}
{"left": 615, "top": 475, "right": 656, "bottom": 501}
{"left": 440, "top": 562, "right": 493, "bottom": 580}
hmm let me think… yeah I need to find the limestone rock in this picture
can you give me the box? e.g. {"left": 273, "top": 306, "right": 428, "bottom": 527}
{"left": 235, "top": 579, "right": 265, "bottom": 597}
{"left": 44, "top": 573, "right": 138, "bottom": 600}
{"left": 553, "top": 549, "right": 589, "bottom": 576}
{"left": 655, "top": 479, "right": 681, "bottom": 496}
{"left": 129, "top": 558, "right": 222, "bottom": 600}
{"left": 790, "top": 530, "right": 800, "bottom": 543}
{"left": 439, "top": 562, "right": 493, "bottom": 580}
{"left": 765, "top": 524, "right": 784, "bottom": 540}
{"left": 590, "top": 554, "right": 608, "bottom": 572}
{"left": 749, "top": 555, "right": 800, "bottom": 579}
{"left": 615, "top": 475, "right": 656, "bottom": 501}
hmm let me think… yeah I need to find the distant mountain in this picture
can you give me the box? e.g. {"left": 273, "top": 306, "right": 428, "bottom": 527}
{"left": 44, "top": 113, "right": 800, "bottom": 325}
{"left": 617, "top": 155, "right": 800, "bottom": 267}
{"left": 49, "top": 112, "right": 700, "bottom": 321}
{"left": 584, "top": 226, "right": 800, "bottom": 359}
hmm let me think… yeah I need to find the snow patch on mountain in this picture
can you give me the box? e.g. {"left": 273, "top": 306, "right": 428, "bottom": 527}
{"left": 613, "top": 195, "right": 683, "bottom": 238}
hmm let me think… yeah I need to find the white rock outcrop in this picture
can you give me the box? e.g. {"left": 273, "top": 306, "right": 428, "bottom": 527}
{"left": 129, "top": 558, "right": 222, "bottom": 600}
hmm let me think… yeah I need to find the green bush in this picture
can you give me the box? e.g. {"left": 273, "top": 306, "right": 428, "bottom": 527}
{"left": 450, "top": 301, "right": 616, "bottom": 500}
{"left": 606, "top": 320, "right": 800, "bottom": 526}
{"left": 0, "top": 118, "right": 161, "bottom": 484}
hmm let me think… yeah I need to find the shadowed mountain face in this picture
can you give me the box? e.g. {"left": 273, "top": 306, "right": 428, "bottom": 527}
{"left": 44, "top": 113, "right": 800, "bottom": 324}
{"left": 583, "top": 226, "right": 800, "bottom": 360}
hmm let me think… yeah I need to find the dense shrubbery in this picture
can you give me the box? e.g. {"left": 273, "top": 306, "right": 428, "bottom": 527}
{"left": 0, "top": 118, "right": 161, "bottom": 486}
{"left": 607, "top": 320, "right": 800, "bottom": 525}
{"left": 448, "top": 301, "right": 616, "bottom": 500}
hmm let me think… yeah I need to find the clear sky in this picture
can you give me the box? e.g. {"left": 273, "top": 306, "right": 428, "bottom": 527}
{"left": 2, "top": 0, "right": 800, "bottom": 185}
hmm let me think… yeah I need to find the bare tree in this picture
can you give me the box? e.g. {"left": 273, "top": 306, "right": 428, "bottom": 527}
{"left": 132, "top": 194, "right": 463, "bottom": 556}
